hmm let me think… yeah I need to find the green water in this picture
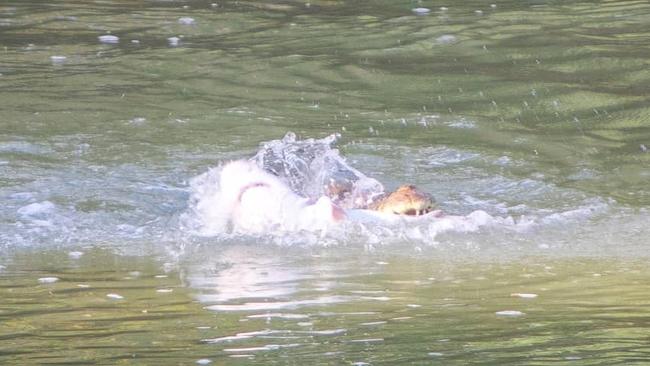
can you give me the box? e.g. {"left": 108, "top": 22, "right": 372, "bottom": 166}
{"left": 2, "top": 0, "right": 650, "bottom": 364}
{"left": 3, "top": 247, "right": 650, "bottom": 365}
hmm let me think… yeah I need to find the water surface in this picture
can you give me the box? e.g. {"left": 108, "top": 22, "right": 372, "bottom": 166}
{"left": 1, "top": 0, "right": 650, "bottom": 364}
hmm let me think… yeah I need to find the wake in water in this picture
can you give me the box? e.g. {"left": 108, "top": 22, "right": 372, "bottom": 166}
{"left": 182, "top": 133, "right": 505, "bottom": 243}
{"left": 0, "top": 133, "right": 621, "bottom": 252}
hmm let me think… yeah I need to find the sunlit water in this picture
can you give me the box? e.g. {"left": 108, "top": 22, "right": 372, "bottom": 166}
{"left": 2, "top": 0, "right": 650, "bottom": 364}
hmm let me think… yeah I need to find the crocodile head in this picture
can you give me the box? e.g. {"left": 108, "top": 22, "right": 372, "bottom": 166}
{"left": 369, "top": 185, "right": 436, "bottom": 216}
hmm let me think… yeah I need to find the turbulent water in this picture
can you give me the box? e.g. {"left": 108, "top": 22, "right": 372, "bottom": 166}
{"left": 2, "top": 0, "right": 650, "bottom": 364}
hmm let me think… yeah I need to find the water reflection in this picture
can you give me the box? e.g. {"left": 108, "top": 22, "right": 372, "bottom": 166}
{"left": 186, "top": 245, "right": 353, "bottom": 312}
{"left": 188, "top": 245, "right": 306, "bottom": 304}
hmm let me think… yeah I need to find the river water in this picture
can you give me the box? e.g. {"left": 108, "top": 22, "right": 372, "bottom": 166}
{"left": 1, "top": 0, "right": 650, "bottom": 364}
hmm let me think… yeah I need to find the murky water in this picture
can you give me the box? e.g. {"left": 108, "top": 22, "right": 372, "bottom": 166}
{"left": 2, "top": 0, "right": 650, "bottom": 364}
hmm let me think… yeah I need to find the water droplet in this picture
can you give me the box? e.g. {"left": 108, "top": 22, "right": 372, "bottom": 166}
{"left": 412, "top": 7, "right": 431, "bottom": 14}
{"left": 98, "top": 35, "right": 119, "bottom": 44}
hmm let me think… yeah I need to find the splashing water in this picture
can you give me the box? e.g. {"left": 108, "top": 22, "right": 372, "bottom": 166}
{"left": 182, "top": 133, "right": 515, "bottom": 243}
{"left": 251, "top": 132, "right": 385, "bottom": 209}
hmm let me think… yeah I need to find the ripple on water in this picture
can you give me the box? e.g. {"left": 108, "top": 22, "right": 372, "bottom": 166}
{"left": 495, "top": 310, "right": 525, "bottom": 317}
{"left": 202, "top": 328, "right": 347, "bottom": 344}
{"left": 50, "top": 55, "right": 67, "bottom": 64}
{"left": 168, "top": 37, "right": 181, "bottom": 46}
{"left": 37, "top": 277, "right": 59, "bottom": 284}
{"left": 98, "top": 35, "right": 119, "bottom": 44}
{"left": 204, "top": 296, "right": 348, "bottom": 312}
{"left": 178, "top": 17, "right": 195, "bottom": 25}
{"left": 68, "top": 251, "right": 83, "bottom": 259}
{"left": 246, "top": 313, "right": 310, "bottom": 320}
{"left": 0, "top": 141, "right": 53, "bottom": 155}
{"left": 436, "top": 34, "right": 457, "bottom": 44}
{"left": 412, "top": 8, "right": 431, "bottom": 14}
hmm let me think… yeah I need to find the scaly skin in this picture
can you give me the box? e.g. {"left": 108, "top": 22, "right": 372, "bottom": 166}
{"left": 368, "top": 185, "right": 436, "bottom": 216}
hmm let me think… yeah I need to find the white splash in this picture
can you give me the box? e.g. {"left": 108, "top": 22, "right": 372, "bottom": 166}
{"left": 18, "top": 201, "right": 56, "bottom": 218}
{"left": 183, "top": 161, "right": 341, "bottom": 236}
{"left": 182, "top": 133, "right": 500, "bottom": 243}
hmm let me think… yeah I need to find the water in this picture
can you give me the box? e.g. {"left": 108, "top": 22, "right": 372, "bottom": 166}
{"left": 2, "top": 0, "right": 650, "bottom": 364}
